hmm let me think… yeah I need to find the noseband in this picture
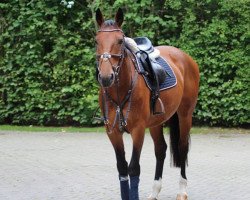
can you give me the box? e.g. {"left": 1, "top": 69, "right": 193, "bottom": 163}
{"left": 96, "top": 29, "right": 125, "bottom": 77}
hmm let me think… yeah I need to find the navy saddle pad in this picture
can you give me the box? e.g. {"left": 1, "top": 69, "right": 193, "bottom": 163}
{"left": 136, "top": 56, "right": 177, "bottom": 91}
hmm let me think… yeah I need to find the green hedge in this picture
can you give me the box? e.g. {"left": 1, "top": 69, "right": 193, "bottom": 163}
{"left": 0, "top": 0, "right": 249, "bottom": 126}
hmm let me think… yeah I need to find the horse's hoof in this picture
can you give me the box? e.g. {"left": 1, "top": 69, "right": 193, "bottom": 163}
{"left": 176, "top": 194, "right": 188, "bottom": 200}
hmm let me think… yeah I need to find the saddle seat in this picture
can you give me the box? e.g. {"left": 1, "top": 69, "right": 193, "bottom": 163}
{"left": 134, "top": 37, "right": 154, "bottom": 54}
{"left": 134, "top": 37, "right": 167, "bottom": 86}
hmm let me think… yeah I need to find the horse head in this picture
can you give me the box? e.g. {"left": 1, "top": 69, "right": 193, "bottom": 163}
{"left": 95, "top": 8, "right": 125, "bottom": 88}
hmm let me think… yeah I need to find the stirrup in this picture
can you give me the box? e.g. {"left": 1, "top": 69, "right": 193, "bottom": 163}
{"left": 153, "top": 98, "right": 165, "bottom": 115}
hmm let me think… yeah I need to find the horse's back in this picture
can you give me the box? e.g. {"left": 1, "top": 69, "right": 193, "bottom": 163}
{"left": 157, "top": 46, "right": 200, "bottom": 114}
{"left": 137, "top": 45, "right": 200, "bottom": 127}
{"left": 157, "top": 45, "right": 199, "bottom": 82}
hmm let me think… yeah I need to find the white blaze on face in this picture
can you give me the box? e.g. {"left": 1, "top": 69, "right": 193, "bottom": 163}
{"left": 148, "top": 178, "right": 162, "bottom": 199}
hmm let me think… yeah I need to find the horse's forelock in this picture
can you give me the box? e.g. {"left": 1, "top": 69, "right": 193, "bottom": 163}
{"left": 103, "top": 20, "right": 118, "bottom": 28}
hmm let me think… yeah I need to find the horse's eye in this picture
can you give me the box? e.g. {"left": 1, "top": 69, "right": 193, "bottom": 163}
{"left": 118, "top": 39, "right": 123, "bottom": 44}
{"left": 95, "top": 40, "right": 98, "bottom": 45}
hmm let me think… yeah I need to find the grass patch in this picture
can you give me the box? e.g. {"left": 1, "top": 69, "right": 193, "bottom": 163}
{"left": 0, "top": 125, "right": 105, "bottom": 133}
{"left": 190, "top": 126, "right": 249, "bottom": 134}
{"left": 0, "top": 125, "right": 249, "bottom": 134}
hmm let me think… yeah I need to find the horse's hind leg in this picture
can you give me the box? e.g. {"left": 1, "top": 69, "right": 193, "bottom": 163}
{"left": 169, "top": 111, "right": 192, "bottom": 200}
{"left": 148, "top": 125, "right": 167, "bottom": 200}
{"left": 170, "top": 108, "right": 192, "bottom": 200}
{"left": 177, "top": 113, "right": 192, "bottom": 200}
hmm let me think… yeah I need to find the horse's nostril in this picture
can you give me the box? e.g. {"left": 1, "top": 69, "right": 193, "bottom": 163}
{"left": 110, "top": 73, "right": 114, "bottom": 81}
{"left": 98, "top": 73, "right": 115, "bottom": 87}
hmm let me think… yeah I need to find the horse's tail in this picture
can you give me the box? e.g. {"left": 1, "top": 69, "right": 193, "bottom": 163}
{"left": 169, "top": 112, "right": 182, "bottom": 167}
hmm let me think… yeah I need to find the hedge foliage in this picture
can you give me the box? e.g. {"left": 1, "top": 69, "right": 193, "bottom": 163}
{"left": 0, "top": 0, "right": 249, "bottom": 126}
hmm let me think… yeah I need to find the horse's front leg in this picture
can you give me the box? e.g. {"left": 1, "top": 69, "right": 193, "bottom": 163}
{"left": 128, "top": 127, "right": 145, "bottom": 200}
{"left": 108, "top": 131, "right": 129, "bottom": 200}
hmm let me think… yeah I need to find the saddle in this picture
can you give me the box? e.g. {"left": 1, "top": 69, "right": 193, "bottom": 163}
{"left": 134, "top": 37, "right": 167, "bottom": 115}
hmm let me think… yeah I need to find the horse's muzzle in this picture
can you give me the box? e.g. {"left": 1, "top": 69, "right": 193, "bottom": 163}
{"left": 98, "top": 73, "right": 115, "bottom": 88}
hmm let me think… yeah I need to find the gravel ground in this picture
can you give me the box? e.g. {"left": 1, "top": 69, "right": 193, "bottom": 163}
{"left": 0, "top": 130, "right": 249, "bottom": 200}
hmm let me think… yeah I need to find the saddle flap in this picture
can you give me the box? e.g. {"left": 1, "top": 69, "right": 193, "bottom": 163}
{"left": 134, "top": 37, "right": 154, "bottom": 53}
{"left": 139, "top": 51, "right": 167, "bottom": 85}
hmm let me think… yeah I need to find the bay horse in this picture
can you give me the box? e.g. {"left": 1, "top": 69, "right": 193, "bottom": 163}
{"left": 95, "top": 8, "right": 199, "bottom": 200}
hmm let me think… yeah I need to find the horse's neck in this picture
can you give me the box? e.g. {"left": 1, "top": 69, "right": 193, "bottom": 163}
{"left": 108, "top": 53, "right": 134, "bottom": 100}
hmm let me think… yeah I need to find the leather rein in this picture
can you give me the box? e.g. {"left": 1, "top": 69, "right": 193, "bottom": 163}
{"left": 96, "top": 29, "right": 138, "bottom": 134}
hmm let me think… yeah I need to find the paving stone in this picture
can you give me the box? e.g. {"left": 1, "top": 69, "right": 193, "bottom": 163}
{"left": 0, "top": 131, "right": 249, "bottom": 200}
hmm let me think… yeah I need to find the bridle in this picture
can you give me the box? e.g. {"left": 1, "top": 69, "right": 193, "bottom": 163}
{"left": 95, "top": 28, "right": 138, "bottom": 134}
{"left": 96, "top": 29, "right": 126, "bottom": 78}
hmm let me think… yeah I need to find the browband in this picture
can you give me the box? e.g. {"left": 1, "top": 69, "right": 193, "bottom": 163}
{"left": 98, "top": 29, "right": 123, "bottom": 33}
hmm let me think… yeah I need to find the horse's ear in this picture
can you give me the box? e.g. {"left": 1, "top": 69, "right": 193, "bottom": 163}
{"left": 96, "top": 8, "right": 104, "bottom": 27}
{"left": 115, "top": 8, "right": 124, "bottom": 27}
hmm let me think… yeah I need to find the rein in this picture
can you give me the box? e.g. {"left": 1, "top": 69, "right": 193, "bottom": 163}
{"left": 95, "top": 29, "right": 138, "bottom": 134}
{"left": 102, "top": 66, "right": 138, "bottom": 134}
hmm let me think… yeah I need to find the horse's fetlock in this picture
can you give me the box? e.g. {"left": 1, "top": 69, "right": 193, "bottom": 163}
{"left": 128, "top": 163, "right": 140, "bottom": 177}
{"left": 155, "top": 151, "right": 166, "bottom": 160}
